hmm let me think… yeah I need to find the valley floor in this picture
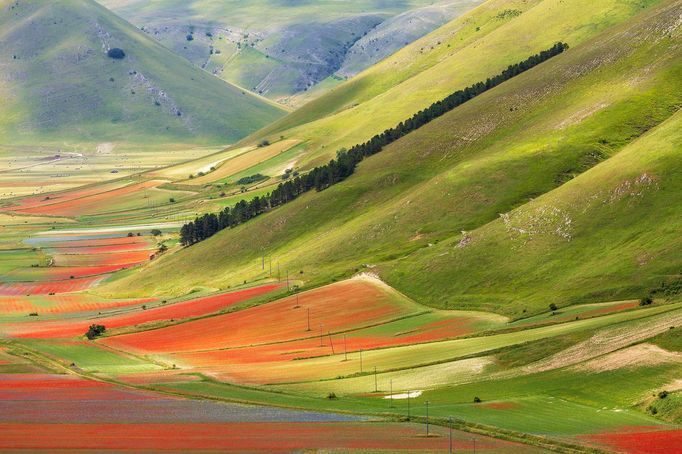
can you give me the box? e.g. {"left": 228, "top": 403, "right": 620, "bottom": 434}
{"left": 0, "top": 193, "right": 679, "bottom": 452}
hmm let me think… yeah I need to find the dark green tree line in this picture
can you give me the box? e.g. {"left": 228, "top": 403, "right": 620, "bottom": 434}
{"left": 180, "top": 43, "right": 569, "bottom": 246}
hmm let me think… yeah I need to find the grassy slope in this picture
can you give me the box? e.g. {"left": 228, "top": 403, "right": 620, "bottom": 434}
{"left": 248, "top": 0, "right": 664, "bottom": 166}
{"left": 0, "top": 0, "right": 285, "bottom": 146}
{"left": 97, "top": 0, "right": 477, "bottom": 102}
{"left": 386, "top": 108, "right": 682, "bottom": 315}
{"left": 101, "top": 0, "right": 682, "bottom": 320}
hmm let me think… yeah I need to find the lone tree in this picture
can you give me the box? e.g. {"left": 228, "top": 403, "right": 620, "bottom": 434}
{"left": 150, "top": 229, "right": 162, "bottom": 236}
{"left": 85, "top": 324, "right": 106, "bottom": 340}
{"left": 107, "top": 48, "right": 126, "bottom": 59}
{"left": 549, "top": 303, "right": 558, "bottom": 312}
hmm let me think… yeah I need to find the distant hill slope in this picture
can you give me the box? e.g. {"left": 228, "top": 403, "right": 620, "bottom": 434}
{"left": 246, "top": 0, "right": 669, "bottom": 167}
{"left": 337, "top": 2, "right": 481, "bottom": 79}
{"left": 96, "top": 0, "right": 483, "bottom": 104}
{"left": 0, "top": 0, "right": 285, "bottom": 146}
{"left": 101, "top": 0, "right": 682, "bottom": 319}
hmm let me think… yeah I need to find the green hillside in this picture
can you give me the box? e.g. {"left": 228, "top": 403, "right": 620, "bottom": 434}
{"left": 97, "top": 0, "right": 482, "bottom": 104}
{"left": 101, "top": 0, "right": 682, "bottom": 319}
{"left": 244, "top": 0, "right": 668, "bottom": 167}
{"left": 0, "top": 0, "right": 285, "bottom": 146}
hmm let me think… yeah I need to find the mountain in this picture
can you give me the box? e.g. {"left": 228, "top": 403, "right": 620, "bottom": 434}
{"left": 0, "top": 0, "right": 286, "bottom": 146}
{"left": 96, "top": 0, "right": 484, "bottom": 105}
{"left": 101, "top": 0, "right": 682, "bottom": 319}
{"left": 243, "top": 0, "right": 666, "bottom": 169}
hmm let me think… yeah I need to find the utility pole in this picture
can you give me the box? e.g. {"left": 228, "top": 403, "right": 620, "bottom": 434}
{"left": 448, "top": 416, "right": 453, "bottom": 454}
{"left": 306, "top": 307, "right": 310, "bottom": 331}
{"left": 374, "top": 366, "right": 377, "bottom": 392}
{"left": 328, "top": 332, "right": 335, "bottom": 354}
{"left": 473, "top": 438, "right": 476, "bottom": 454}
{"left": 390, "top": 380, "right": 393, "bottom": 407}
{"left": 425, "top": 401, "right": 430, "bottom": 436}
{"left": 343, "top": 334, "right": 347, "bottom": 361}
{"left": 407, "top": 390, "right": 411, "bottom": 420}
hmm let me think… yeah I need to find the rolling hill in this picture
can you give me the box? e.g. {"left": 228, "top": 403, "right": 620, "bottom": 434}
{"left": 96, "top": 0, "right": 484, "bottom": 104}
{"left": 0, "top": 0, "right": 286, "bottom": 147}
{"left": 100, "top": 0, "right": 682, "bottom": 320}
{"left": 240, "top": 0, "right": 670, "bottom": 168}
{"left": 0, "top": 0, "right": 681, "bottom": 451}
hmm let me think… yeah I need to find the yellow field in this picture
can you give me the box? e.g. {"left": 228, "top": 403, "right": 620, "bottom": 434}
{"left": 182, "top": 140, "right": 301, "bottom": 185}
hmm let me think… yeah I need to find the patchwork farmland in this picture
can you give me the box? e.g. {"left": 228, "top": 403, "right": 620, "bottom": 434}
{"left": 0, "top": 0, "right": 680, "bottom": 451}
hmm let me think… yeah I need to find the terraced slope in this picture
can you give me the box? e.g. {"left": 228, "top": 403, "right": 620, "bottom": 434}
{"left": 101, "top": 0, "right": 682, "bottom": 319}
{"left": 0, "top": 0, "right": 285, "bottom": 146}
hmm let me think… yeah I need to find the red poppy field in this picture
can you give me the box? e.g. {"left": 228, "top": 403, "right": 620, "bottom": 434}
{"left": 101, "top": 278, "right": 422, "bottom": 354}
{"left": 5, "top": 283, "right": 283, "bottom": 338}
{"left": 0, "top": 372, "right": 540, "bottom": 452}
{"left": 0, "top": 294, "right": 156, "bottom": 315}
{"left": 579, "top": 427, "right": 682, "bottom": 454}
{"left": 2, "top": 181, "right": 130, "bottom": 213}
{"left": 98, "top": 278, "right": 504, "bottom": 385}
{"left": 52, "top": 249, "right": 152, "bottom": 267}
{"left": 4, "top": 264, "right": 138, "bottom": 281}
{"left": 6, "top": 180, "right": 166, "bottom": 217}
{"left": 0, "top": 422, "right": 536, "bottom": 452}
{"left": 44, "top": 236, "right": 151, "bottom": 249}
{"left": 0, "top": 276, "right": 105, "bottom": 296}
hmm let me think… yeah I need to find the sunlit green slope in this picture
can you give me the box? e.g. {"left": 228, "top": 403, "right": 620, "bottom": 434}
{"left": 102, "top": 0, "right": 681, "bottom": 318}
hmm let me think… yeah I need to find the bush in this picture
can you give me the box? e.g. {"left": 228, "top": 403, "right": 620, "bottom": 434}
{"left": 258, "top": 139, "right": 270, "bottom": 148}
{"left": 473, "top": 396, "right": 482, "bottom": 403}
{"left": 549, "top": 303, "right": 558, "bottom": 312}
{"left": 327, "top": 392, "right": 338, "bottom": 400}
{"left": 640, "top": 296, "right": 653, "bottom": 306}
{"left": 107, "top": 48, "right": 126, "bottom": 59}
{"left": 150, "top": 229, "right": 162, "bottom": 236}
{"left": 127, "top": 232, "right": 134, "bottom": 237}
{"left": 186, "top": 34, "right": 194, "bottom": 41}
{"left": 236, "top": 174, "right": 268, "bottom": 185}
{"left": 85, "top": 324, "right": 106, "bottom": 340}
{"left": 658, "top": 390, "right": 668, "bottom": 399}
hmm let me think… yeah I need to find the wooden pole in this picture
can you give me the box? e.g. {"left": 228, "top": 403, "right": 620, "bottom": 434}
{"left": 426, "top": 400, "right": 430, "bottom": 436}
{"left": 407, "top": 390, "right": 410, "bottom": 420}
{"left": 390, "top": 380, "right": 393, "bottom": 407}
{"left": 328, "top": 332, "right": 335, "bottom": 354}
{"left": 449, "top": 417, "right": 453, "bottom": 454}
{"left": 343, "top": 334, "right": 347, "bottom": 361}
